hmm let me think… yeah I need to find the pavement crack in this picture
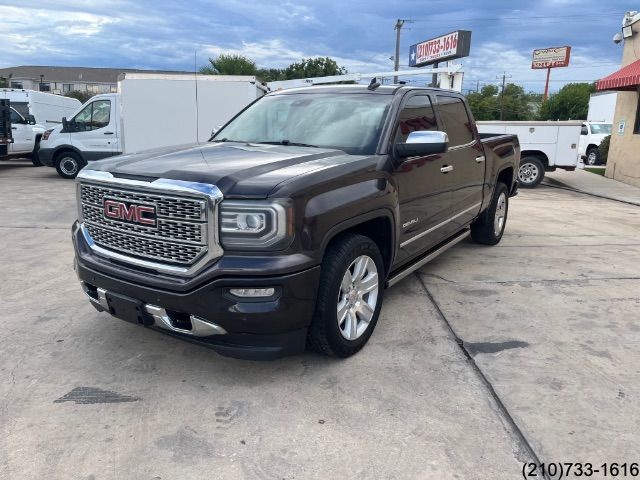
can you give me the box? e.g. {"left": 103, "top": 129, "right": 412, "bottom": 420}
{"left": 415, "top": 272, "right": 551, "bottom": 480}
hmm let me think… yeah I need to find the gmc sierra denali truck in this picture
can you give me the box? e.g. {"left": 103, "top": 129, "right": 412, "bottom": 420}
{"left": 73, "top": 85, "right": 519, "bottom": 360}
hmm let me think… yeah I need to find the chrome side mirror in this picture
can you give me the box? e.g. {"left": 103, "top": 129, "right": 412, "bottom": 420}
{"left": 395, "top": 131, "right": 449, "bottom": 158}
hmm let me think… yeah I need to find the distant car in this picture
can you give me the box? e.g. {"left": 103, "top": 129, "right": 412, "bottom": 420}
{"left": 579, "top": 121, "right": 612, "bottom": 166}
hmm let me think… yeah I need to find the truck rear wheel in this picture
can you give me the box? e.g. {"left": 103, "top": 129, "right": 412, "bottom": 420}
{"left": 518, "top": 156, "right": 544, "bottom": 188}
{"left": 307, "top": 233, "right": 384, "bottom": 357}
{"left": 471, "top": 182, "right": 509, "bottom": 245}
{"left": 55, "top": 151, "right": 85, "bottom": 179}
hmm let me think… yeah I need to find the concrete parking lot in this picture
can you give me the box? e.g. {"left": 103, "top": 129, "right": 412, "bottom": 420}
{"left": 1, "top": 160, "right": 638, "bottom": 480}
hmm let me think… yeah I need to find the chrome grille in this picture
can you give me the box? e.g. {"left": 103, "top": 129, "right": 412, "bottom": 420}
{"left": 80, "top": 182, "right": 208, "bottom": 265}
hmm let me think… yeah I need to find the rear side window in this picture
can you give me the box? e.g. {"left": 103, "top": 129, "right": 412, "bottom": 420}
{"left": 394, "top": 95, "right": 438, "bottom": 144}
{"left": 436, "top": 96, "right": 474, "bottom": 147}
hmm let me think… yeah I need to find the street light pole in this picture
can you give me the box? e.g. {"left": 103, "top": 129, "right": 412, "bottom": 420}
{"left": 393, "top": 19, "right": 404, "bottom": 85}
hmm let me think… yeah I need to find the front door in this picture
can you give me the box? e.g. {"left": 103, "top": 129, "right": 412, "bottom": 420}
{"left": 8, "top": 108, "right": 34, "bottom": 154}
{"left": 69, "top": 98, "right": 115, "bottom": 160}
{"left": 435, "top": 95, "right": 484, "bottom": 228}
{"left": 393, "top": 94, "right": 453, "bottom": 264}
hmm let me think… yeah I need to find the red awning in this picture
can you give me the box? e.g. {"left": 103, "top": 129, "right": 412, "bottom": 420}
{"left": 596, "top": 60, "right": 640, "bottom": 91}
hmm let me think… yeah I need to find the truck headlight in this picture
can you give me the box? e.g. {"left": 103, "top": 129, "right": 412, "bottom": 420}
{"left": 219, "top": 200, "right": 290, "bottom": 250}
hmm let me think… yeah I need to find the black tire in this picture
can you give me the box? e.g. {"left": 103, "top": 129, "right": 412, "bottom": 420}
{"left": 55, "top": 151, "right": 85, "bottom": 179}
{"left": 307, "top": 233, "right": 384, "bottom": 358}
{"left": 585, "top": 147, "right": 600, "bottom": 166}
{"left": 518, "top": 156, "right": 545, "bottom": 188}
{"left": 31, "top": 141, "right": 43, "bottom": 167}
{"left": 471, "top": 182, "right": 509, "bottom": 245}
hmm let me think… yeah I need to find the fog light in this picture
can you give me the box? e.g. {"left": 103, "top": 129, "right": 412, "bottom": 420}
{"left": 229, "top": 287, "right": 275, "bottom": 298}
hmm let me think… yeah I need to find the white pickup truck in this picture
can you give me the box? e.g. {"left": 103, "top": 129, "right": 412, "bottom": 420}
{"left": 579, "top": 121, "right": 612, "bottom": 166}
{"left": 0, "top": 104, "right": 46, "bottom": 165}
{"left": 477, "top": 121, "right": 582, "bottom": 188}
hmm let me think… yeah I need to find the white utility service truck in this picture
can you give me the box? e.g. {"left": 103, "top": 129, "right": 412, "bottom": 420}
{"left": 39, "top": 73, "right": 267, "bottom": 178}
{"left": 477, "top": 120, "right": 582, "bottom": 188}
{"left": 1, "top": 89, "right": 81, "bottom": 129}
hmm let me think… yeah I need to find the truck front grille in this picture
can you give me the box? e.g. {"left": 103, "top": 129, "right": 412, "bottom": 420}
{"left": 80, "top": 182, "right": 209, "bottom": 266}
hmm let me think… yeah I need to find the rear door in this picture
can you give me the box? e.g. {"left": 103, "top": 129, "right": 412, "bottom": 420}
{"left": 435, "top": 95, "right": 484, "bottom": 228}
{"left": 393, "top": 93, "right": 453, "bottom": 263}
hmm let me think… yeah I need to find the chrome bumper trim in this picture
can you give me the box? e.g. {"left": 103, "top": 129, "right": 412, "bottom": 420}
{"left": 145, "top": 305, "right": 228, "bottom": 337}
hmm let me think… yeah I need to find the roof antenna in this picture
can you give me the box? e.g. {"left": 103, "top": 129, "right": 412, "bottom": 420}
{"left": 368, "top": 77, "right": 381, "bottom": 90}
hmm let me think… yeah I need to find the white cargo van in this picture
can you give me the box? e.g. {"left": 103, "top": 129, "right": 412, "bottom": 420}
{"left": 39, "top": 73, "right": 267, "bottom": 178}
{"left": 1, "top": 89, "right": 81, "bottom": 129}
{"left": 477, "top": 121, "right": 582, "bottom": 188}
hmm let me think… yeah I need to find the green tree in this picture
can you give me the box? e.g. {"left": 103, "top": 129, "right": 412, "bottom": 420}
{"left": 538, "top": 83, "right": 595, "bottom": 120}
{"left": 0, "top": 76, "right": 7, "bottom": 88}
{"left": 466, "top": 84, "right": 534, "bottom": 121}
{"left": 200, "top": 54, "right": 257, "bottom": 75}
{"left": 598, "top": 134, "right": 611, "bottom": 163}
{"left": 64, "top": 90, "right": 93, "bottom": 103}
{"left": 256, "top": 68, "right": 288, "bottom": 82}
{"left": 284, "top": 57, "right": 347, "bottom": 80}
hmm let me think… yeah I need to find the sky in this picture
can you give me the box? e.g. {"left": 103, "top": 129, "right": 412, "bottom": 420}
{"left": 0, "top": 0, "right": 637, "bottom": 93}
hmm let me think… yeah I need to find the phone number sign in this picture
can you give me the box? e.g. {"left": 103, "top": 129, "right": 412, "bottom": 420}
{"left": 532, "top": 46, "right": 571, "bottom": 69}
{"left": 409, "top": 30, "right": 472, "bottom": 67}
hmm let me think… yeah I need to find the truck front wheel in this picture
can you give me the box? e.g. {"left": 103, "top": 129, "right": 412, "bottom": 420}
{"left": 585, "top": 147, "right": 600, "bottom": 166}
{"left": 55, "top": 151, "right": 85, "bottom": 179}
{"left": 518, "top": 156, "right": 545, "bottom": 188}
{"left": 31, "top": 141, "right": 43, "bottom": 167}
{"left": 471, "top": 182, "right": 509, "bottom": 245}
{"left": 307, "top": 233, "right": 384, "bottom": 357}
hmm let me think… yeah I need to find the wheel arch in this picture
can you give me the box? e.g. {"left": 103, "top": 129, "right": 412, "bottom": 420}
{"left": 496, "top": 166, "right": 515, "bottom": 193}
{"left": 52, "top": 145, "right": 84, "bottom": 164}
{"left": 520, "top": 150, "right": 549, "bottom": 167}
{"left": 319, "top": 209, "right": 396, "bottom": 278}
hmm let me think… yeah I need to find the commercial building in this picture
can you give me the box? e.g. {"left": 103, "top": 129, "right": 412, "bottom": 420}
{"left": 0, "top": 66, "right": 189, "bottom": 95}
{"left": 597, "top": 11, "right": 640, "bottom": 187}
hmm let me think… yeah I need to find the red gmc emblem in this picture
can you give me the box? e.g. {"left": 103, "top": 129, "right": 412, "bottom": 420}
{"left": 104, "top": 199, "right": 157, "bottom": 226}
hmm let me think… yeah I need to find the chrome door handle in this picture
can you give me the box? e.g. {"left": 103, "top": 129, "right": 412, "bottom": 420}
{"left": 475, "top": 156, "right": 485, "bottom": 163}
{"left": 440, "top": 165, "right": 454, "bottom": 173}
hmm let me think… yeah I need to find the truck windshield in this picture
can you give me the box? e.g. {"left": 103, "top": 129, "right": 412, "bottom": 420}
{"left": 590, "top": 123, "right": 612, "bottom": 134}
{"left": 212, "top": 93, "right": 392, "bottom": 155}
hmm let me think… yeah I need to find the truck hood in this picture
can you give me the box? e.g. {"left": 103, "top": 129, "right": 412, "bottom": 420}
{"left": 86, "top": 142, "right": 363, "bottom": 198}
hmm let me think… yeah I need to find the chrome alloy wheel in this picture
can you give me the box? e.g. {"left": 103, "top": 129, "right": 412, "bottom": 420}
{"left": 60, "top": 157, "right": 79, "bottom": 176}
{"left": 586, "top": 151, "right": 598, "bottom": 165}
{"left": 494, "top": 192, "right": 507, "bottom": 237}
{"left": 337, "top": 255, "right": 379, "bottom": 341}
{"left": 518, "top": 162, "right": 539, "bottom": 185}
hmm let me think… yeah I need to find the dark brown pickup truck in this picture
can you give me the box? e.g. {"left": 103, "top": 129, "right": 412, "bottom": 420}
{"left": 72, "top": 85, "right": 519, "bottom": 359}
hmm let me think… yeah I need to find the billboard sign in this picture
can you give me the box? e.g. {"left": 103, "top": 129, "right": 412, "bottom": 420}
{"left": 409, "top": 30, "right": 472, "bottom": 67}
{"left": 532, "top": 46, "right": 571, "bottom": 69}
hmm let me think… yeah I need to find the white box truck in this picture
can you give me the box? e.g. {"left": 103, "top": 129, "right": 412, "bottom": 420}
{"left": 1, "top": 89, "right": 81, "bottom": 129}
{"left": 477, "top": 121, "right": 582, "bottom": 188}
{"left": 39, "top": 74, "right": 267, "bottom": 178}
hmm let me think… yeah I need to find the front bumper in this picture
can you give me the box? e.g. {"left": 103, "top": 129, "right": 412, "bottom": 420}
{"left": 38, "top": 147, "right": 55, "bottom": 167}
{"left": 73, "top": 223, "right": 321, "bottom": 360}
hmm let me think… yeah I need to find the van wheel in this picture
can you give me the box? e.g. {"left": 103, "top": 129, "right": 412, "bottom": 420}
{"left": 307, "top": 233, "right": 384, "bottom": 357}
{"left": 518, "top": 156, "right": 545, "bottom": 188}
{"left": 55, "top": 152, "right": 85, "bottom": 179}
{"left": 471, "top": 182, "right": 509, "bottom": 245}
{"left": 31, "top": 142, "right": 43, "bottom": 167}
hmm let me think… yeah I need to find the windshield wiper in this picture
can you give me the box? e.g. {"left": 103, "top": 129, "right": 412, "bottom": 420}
{"left": 255, "top": 140, "right": 319, "bottom": 148}
{"left": 211, "top": 138, "right": 244, "bottom": 143}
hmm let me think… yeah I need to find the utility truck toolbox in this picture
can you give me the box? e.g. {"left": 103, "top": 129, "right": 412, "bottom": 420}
{"left": 73, "top": 85, "right": 519, "bottom": 360}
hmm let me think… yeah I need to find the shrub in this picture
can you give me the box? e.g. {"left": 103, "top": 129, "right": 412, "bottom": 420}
{"left": 598, "top": 135, "right": 611, "bottom": 164}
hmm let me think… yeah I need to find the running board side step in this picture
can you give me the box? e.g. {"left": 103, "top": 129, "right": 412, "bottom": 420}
{"left": 386, "top": 229, "right": 470, "bottom": 288}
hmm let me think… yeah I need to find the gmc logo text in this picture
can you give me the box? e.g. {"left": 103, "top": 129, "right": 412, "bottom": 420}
{"left": 104, "top": 199, "right": 157, "bottom": 226}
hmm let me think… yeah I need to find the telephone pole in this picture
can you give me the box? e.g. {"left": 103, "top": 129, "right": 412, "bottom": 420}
{"left": 393, "top": 19, "right": 414, "bottom": 84}
{"left": 497, "top": 71, "right": 512, "bottom": 120}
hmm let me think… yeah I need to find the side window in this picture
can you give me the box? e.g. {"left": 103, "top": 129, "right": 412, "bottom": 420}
{"left": 91, "top": 100, "right": 111, "bottom": 129}
{"left": 394, "top": 95, "right": 438, "bottom": 144}
{"left": 72, "top": 100, "right": 111, "bottom": 131}
{"left": 436, "top": 96, "right": 474, "bottom": 147}
{"left": 9, "top": 109, "right": 24, "bottom": 124}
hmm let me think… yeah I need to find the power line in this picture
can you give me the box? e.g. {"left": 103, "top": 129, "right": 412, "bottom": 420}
{"left": 411, "top": 12, "right": 622, "bottom": 22}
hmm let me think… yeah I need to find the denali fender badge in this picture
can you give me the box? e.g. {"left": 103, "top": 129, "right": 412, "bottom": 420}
{"left": 403, "top": 218, "right": 419, "bottom": 229}
{"left": 104, "top": 199, "right": 157, "bottom": 226}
